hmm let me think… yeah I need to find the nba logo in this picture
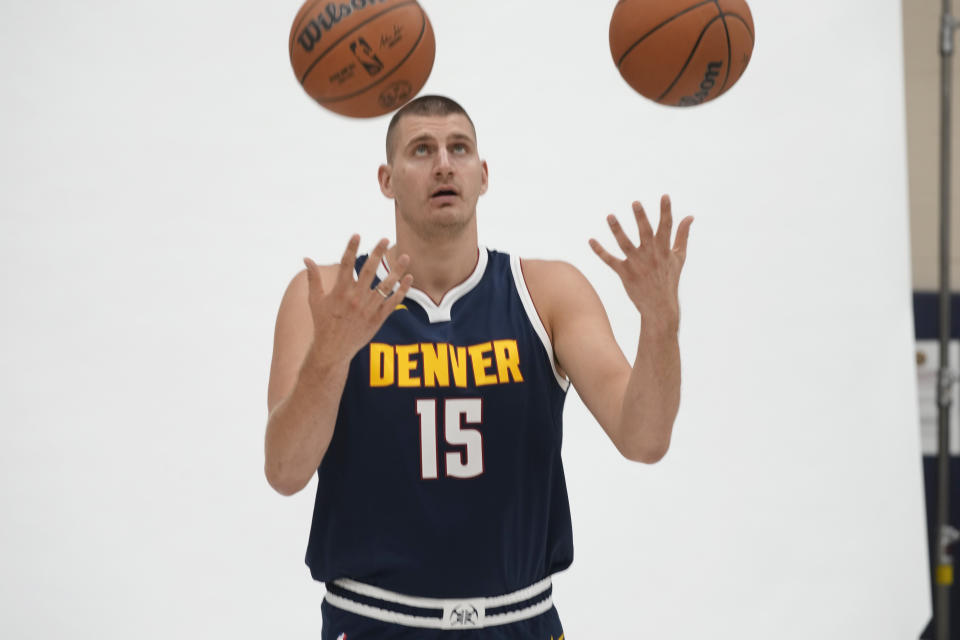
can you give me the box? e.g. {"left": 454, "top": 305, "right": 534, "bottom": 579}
{"left": 336, "top": 634, "right": 347, "bottom": 640}
{"left": 349, "top": 37, "right": 384, "bottom": 75}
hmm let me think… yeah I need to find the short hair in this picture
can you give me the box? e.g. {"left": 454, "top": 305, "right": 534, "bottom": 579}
{"left": 385, "top": 95, "right": 477, "bottom": 162}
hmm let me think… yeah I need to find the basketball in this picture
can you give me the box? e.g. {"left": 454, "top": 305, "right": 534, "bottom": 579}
{"left": 289, "top": 0, "right": 436, "bottom": 118}
{"left": 610, "top": 0, "right": 755, "bottom": 107}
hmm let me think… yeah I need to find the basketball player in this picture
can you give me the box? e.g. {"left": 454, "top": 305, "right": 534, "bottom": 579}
{"left": 265, "top": 95, "right": 692, "bottom": 639}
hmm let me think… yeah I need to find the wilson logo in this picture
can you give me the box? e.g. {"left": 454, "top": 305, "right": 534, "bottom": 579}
{"left": 678, "top": 61, "right": 724, "bottom": 106}
{"left": 296, "top": 0, "right": 389, "bottom": 54}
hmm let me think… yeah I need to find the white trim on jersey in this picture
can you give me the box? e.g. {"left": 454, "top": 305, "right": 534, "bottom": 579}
{"left": 376, "top": 246, "right": 489, "bottom": 324}
{"left": 509, "top": 255, "right": 570, "bottom": 391}
{"left": 326, "top": 576, "right": 554, "bottom": 630}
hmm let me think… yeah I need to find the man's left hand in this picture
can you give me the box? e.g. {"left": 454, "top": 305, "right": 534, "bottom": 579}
{"left": 589, "top": 194, "right": 693, "bottom": 331}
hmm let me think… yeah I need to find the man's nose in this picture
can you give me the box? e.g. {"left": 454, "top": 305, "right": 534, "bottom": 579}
{"left": 434, "top": 147, "right": 453, "bottom": 175}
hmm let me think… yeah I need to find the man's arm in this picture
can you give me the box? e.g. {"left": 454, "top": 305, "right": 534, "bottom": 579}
{"left": 264, "top": 236, "right": 413, "bottom": 495}
{"left": 617, "top": 314, "right": 680, "bottom": 463}
{"left": 524, "top": 195, "right": 692, "bottom": 463}
{"left": 524, "top": 260, "right": 676, "bottom": 463}
{"left": 264, "top": 265, "right": 347, "bottom": 496}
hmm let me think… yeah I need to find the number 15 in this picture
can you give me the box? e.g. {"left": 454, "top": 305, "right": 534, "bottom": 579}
{"left": 416, "top": 398, "right": 484, "bottom": 480}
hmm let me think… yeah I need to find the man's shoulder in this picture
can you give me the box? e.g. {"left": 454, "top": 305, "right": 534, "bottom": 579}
{"left": 279, "top": 262, "right": 340, "bottom": 308}
{"left": 485, "top": 247, "right": 576, "bottom": 274}
{"left": 516, "top": 257, "right": 584, "bottom": 293}
{"left": 511, "top": 257, "right": 589, "bottom": 326}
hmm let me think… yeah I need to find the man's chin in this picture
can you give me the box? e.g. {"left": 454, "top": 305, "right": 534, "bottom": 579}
{"left": 403, "top": 208, "right": 474, "bottom": 238}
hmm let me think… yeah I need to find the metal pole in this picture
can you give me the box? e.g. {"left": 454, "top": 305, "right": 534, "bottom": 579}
{"left": 936, "top": 3, "right": 958, "bottom": 640}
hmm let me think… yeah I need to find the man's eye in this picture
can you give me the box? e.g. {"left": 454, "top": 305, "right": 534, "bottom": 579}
{"left": 453, "top": 143, "right": 467, "bottom": 153}
{"left": 414, "top": 144, "right": 429, "bottom": 155}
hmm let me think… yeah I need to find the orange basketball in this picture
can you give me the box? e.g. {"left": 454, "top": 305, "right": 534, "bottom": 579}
{"left": 289, "top": 0, "right": 436, "bottom": 118}
{"left": 610, "top": 0, "right": 755, "bottom": 107}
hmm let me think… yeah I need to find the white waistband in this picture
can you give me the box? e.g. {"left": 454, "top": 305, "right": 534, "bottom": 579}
{"left": 325, "top": 576, "right": 553, "bottom": 630}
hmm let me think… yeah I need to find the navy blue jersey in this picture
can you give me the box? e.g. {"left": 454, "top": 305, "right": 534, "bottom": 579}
{"left": 305, "top": 247, "right": 573, "bottom": 598}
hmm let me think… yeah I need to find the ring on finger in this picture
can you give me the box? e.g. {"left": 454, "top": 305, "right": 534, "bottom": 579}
{"left": 375, "top": 285, "right": 391, "bottom": 298}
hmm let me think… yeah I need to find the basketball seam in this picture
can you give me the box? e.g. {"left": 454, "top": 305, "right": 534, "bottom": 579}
{"left": 656, "top": 14, "right": 724, "bottom": 103}
{"left": 616, "top": 0, "right": 716, "bottom": 68}
{"left": 721, "top": 13, "right": 755, "bottom": 42}
{"left": 319, "top": 7, "right": 427, "bottom": 104}
{"left": 298, "top": 0, "right": 418, "bottom": 84}
{"left": 717, "top": 3, "right": 732, "bottom": 93}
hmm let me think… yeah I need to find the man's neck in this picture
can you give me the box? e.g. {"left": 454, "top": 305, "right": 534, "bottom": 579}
{"left": 386, "top": 229, "right": 479, "bottom": 305}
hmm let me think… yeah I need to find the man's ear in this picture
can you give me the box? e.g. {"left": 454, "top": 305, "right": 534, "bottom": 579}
{"left": 378, "top": 164, "right": 394, "bottom": 198}
{"left": 479, "top": 160, "right": 489, "bottom": 195}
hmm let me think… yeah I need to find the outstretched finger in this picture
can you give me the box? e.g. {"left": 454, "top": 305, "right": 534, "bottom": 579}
{"left": 589, "top": 238, "right": 623, "bottom": 274}
{"left": 336, "top": 234, "right": 361, "bottom": 289}
{"left": 375, "top": 253, "right": 410, "bottom": 297}
{"left": 357, "top": 238, "right": 389, "bottom": 290}
{"left": 607, "top": 215, "right": 636, "bottom": 256}
{"left": 673, "top": 216, "right": 694, "bottom": 262}
{"left": 303, "top": 257, "right": 326, "bottom": 298}
{"left": 375, "top": 274, "right": 415, "bottom": 322}
{"left": 655, "top": 195, "right": 673, "bottom": 252}
{"left": 632, "top": 201, "right": 656, "bottom": 246}
{"left": 364, "top": 252, "right": 409, "bottom": 310}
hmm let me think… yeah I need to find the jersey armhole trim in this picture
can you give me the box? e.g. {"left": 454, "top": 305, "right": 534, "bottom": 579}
{"left": 510, "top": 255, "right": 570, "bottom": 392}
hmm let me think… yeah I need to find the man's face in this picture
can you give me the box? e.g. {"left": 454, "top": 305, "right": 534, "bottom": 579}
{"left": 379, "top": 114, "right": 488, "bottom": 238}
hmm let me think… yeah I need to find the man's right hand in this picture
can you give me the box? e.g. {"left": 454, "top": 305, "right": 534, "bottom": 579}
{"left": 264, "top": 235, "right": 414, "bottom": 495}
{"left": 303, "top": 235, "right": 413, "bottom": 369}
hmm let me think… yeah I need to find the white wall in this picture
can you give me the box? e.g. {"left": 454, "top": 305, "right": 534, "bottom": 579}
{"left": 0, "top": 0, "right": 929, "bottom": 637}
